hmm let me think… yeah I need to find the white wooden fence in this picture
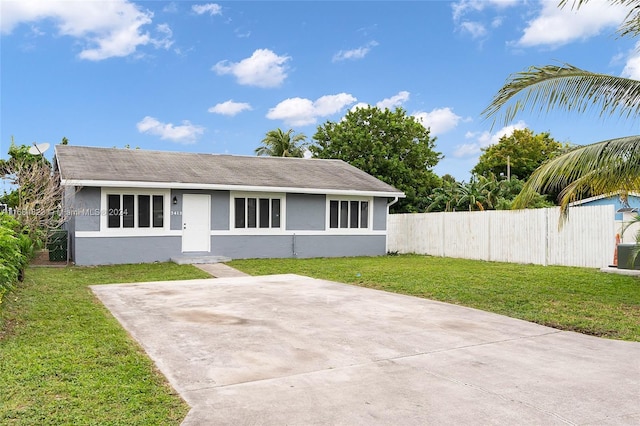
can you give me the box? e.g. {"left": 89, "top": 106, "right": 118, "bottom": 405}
{"left": 387, "top": 205, "right": 616, "bottom": 268}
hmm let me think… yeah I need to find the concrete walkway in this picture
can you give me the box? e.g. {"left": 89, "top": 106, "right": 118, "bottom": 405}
{"left": 91, "top": 275, "right": 640, "bottom": 425}
{"left": 193, "top": 263, "right": 250, "bottom": 278}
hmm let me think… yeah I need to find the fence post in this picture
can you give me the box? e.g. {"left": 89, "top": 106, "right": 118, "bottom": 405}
{"left": 544, "top": 208, "right": 550, "bottom": 266}
{"left": 487, "top": 212, "right": 491, "bottom": 262}
{"left": 441, "top": 212, "right": 446, "bottom": 258}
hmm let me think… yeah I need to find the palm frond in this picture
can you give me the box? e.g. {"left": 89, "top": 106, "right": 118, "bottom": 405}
{"left": 482, "top": 64, "right": 640, "bottom": 128}
{"left": 513, "top": 135, "right": 640, "bottom": 216}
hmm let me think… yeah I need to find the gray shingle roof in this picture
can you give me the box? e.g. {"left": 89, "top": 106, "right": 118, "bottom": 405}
{"left": 55, "top": 145, "right": 403, "bottom": 196}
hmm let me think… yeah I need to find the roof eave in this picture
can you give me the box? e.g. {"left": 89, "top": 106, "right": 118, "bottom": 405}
{"left": 568, "top": 190, "right": 640, "bottom": 206}
{"left": 60, "top": 179, "right": 405, "bottom": 198}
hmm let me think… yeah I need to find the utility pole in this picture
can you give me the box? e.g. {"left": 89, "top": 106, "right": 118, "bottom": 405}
{"left": 507, "top": 155, "right": 511, "bottom": 180}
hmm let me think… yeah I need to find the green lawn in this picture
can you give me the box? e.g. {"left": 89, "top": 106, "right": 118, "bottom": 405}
{"left": 229, "top": 255, "right": 640, "bottom": 342}
{"left": 0, "top": 263, "right": 210, "bottom": 425}
{"left": 1, "top": 256, "right": 638, "bottom": 424}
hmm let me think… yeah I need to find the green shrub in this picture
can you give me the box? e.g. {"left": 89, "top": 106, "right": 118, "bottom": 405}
{"left": 0, "top": 213, "right": 27, "bottom": 305}
{"left": 0, "top": 211, "right": 21, "bottom": 234}
{"left": 17, "top": 233, "right": 35, "bottom": 263}
{"left": 1, "top": 211, "right": 36, "bottom": 263}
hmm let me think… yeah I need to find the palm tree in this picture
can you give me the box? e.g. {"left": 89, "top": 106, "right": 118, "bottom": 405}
{"left": 255, "top": 128, "right": 307, "bottom": 158}
{"left": 427, "top": 180, "right": 459, "bottom": 212}
{"left": 456, "top": 179, "right": 487, "bottom": 211}
{"left": 482, "top": 0, "right": 640, "bottom": 216}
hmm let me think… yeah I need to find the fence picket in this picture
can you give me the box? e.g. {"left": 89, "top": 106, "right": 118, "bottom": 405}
{"left": 387, "top": 205, "right": 615, "bottom": 268}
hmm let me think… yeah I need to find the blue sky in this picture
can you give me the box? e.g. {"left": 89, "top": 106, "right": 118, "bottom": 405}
{"left": 1, "top": 0, "right": 639, "bottom": 182}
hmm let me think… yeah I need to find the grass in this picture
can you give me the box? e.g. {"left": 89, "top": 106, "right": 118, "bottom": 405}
{"left": 0, "top": 262, "right": 211, "bottom": 425}
{"left": 229, "top": 254, "right": 640, "bottom": 342}
{"left": 1, "top": 256, "right": 638, "bottom": 423}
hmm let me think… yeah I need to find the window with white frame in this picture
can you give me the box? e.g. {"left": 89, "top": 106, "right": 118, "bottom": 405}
{"left": 106, "top": 193, "right": 164, "bottom": 229}
{"left": 234, "top": 195, "right": 282, "bottom": 229}
{"left": 329, "top": 199, "right": 369, "bottom": 229}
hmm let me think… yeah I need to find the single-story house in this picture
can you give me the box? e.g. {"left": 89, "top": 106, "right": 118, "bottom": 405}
{"left": 570, "top": 192, "right": 640, "bottom": 244}
{"left": 569, "top": 192, "right": 640, "bottom": 220}
{"left": 55, "top": 145, "right": 404, "bottom": 266}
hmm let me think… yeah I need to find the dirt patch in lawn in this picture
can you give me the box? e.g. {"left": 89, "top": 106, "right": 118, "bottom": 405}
{"left": 29, "top": 250, "right": 69, "bottom": 267}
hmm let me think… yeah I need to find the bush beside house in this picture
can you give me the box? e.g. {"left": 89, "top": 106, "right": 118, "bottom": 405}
{"left": 0, "top": 213, "right": 32, "bottom": 306}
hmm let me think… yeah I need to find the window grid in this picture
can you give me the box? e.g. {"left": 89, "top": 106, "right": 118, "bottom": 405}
{"left": 234, "top": 196, "right": 282, "bottom": 229}
{"left": 107, "top": 194, "right": 164, "bottom": 229}
{"left": 329, "top": 199, "right": 369, "bottom": 229}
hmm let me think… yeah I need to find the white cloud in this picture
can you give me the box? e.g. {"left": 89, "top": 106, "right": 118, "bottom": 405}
{"left": 413, "top": 107, "right": 463, "bottom": 135}
{"left": 452, "top": 0, "right": 478, "bottom": 21}
{"left": 162, "top": 3, "right": 178, "bottom": 13}
{"left": 267, "top": 93, "right": 357, "bottom": 126}
{"left": 268, "top": 98, "right": 315, "bottom": 126}
{"left": 332, "top": 41, "right": 378, "bottom": 62}
{"left": 621, "top": 42, "right": 640, "bottom": 79}
{"left": 151, "top": 23, "right": 173, "bottom": 50}
{"left": 452, "top": 142, "right": 483, "bottom": 158}
{"left": 453, "top": 120, "right": 526, "bottom": 157}
{"left": 451, "top": 0, "right": 522, "bottom": 25}
{"left": 350, "top": 102, "right": 370, "bottom": 112}
{"left": 459, "top": 21, "right": 487, "bottom": 39}
{"left": 452, "top": 0, "right": 519, "bottom": 23}
{"left": 213, "top": 49, "right": 290, "bottom": 88}
{"left": 192, "top": 3, "right": 222, "bottom": 16}
{"left": 136, "top": 116, "right": 205, "bottom": 143}
{"left": 452, "top": 0, "right": 521, "bottom": 41}
{"left": 208, "top": 100, "right": 252, "bottom": 116}
{"left": 1, "top": 0, "right": 172, "bottom": 61}
{"left": 516, "top": 0, "right": 627, "bottom": 48}
{"left": 376, "top": 91, "right": 410, "bottom": 109}
{"left": 234, "top": 27, "right": 251, "bottom": 38}
{"left": 28, "top": 24, "right": 45, "bottom": 37}
{"left": 314, "top": 93, "right": 358, "bottom": 115}
{"left": 346, "top": 92, "right": 409, "bottom": 113}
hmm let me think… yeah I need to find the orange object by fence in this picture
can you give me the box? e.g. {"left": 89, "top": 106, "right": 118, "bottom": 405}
{"left": 613, "top": 233, "right": 621, "bottom": 266}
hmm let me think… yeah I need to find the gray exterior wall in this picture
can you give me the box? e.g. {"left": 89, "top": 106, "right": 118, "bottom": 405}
{"left": 63, "top": 187, "right": 77, "bottom": 261}
{"left": 73, "top": 234, "right": 386, "bottom": 265}
{"left": 75, "top": 236, "right": 182, "bottom": 265}
{"left": 73, "top": 186, "right": 101, "bottom": 231}
{"left": 64, "top": 186, "right": 100, "bottom": 262}
{"left": 286, "top": 193, "right": 325, "bottom": 230}
{"left": 67, "top": 188, "right": 393, "bottom": 265}
{"left": 212, "top": 235, "right": 386, "bottom": 259}
{"left": 285, "top": 194, "right": 389, "bottom": 231}
{"left": 373, "top": 197, "right": 388, "bottom": 231}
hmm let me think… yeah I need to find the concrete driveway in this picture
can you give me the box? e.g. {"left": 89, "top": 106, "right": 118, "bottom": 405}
{"left": 91, "top": 274, "right": 640, "bottom": 425}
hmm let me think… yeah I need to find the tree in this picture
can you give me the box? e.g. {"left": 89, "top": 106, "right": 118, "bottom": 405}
{"left": 311, "top": 106, "right": 442, "bottom": 213}
{"left": 426, "top": 173, "right": 553, "bottom": 212}
{"left": 0, "top": 137, "right": 51, "bottom": 176}
{"left": 255, "top": 128, "right": 307, "bottom": 157}
{"left": 427, "top": 178, "right": 460, "bottom": 212}
{"left": 477, "top": 174, "right": 502, "bottom": 210}
{"left": 1, "top": 139, "right": 65, "bottom": 243}
{"left": 455, "top": 178, "right": 487, "bottom": 211}
{"left": 482, "top": 0, "right": 640, "bottom": 215}
{"left": 472, "top": 129, "right": 566, "bottom": 181}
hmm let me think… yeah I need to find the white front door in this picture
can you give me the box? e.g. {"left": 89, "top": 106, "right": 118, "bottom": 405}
{"left": 182, "top": 194, "right": 211, "bottom": 252}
